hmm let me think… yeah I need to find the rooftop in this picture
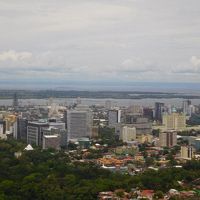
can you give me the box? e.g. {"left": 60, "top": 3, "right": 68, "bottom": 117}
{"left": 44, "top": 135, "right": 58, "bottom": 138}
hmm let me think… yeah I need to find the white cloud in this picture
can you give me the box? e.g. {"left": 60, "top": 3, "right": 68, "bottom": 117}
{"left": 120, "top": 58, "right": 156, "bottom": 73}
{"left": 191, "top": 56, "right": 200, "bottom": 67}
{"left": 0, "top": 50, "right": 32, "bottom": 62}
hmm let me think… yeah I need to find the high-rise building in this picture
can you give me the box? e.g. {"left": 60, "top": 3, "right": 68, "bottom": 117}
{"left": 125, "top": 116, "right": 152, "bottom": 135}
{"left": 4, "top": 114, "right": 17, "bottom": 133}
{"left": 27, "top": 121, "right": 49, "bottom": 146}
{"left": 159, "top": 130, "right": 177, "bottom": 147}
{"left": 143, "top": 107, "right": 154, "bottom": 120}
{"left": 188, "top": 105, "right": 196, "bottom": 117}
{"left": 60, "top": 129, "right": 68, "bottom": 147}
{"left": 63, "top": 110, "right": 68, "bottom": 129}
{"left": 17, "top": 118, "right": 28, "bottom": 141}
{"left": 67, "top": 106, "right": 92, "bottom": 140}
{"left": 108, "top": 109, "right": 121, "bottom": 127}
{"left": 181, "top": 146, "right": 195, "bottom": 160}
{"left": 183, "top": 100, "right": 191, "bottom": 116}
{"left": 13, "top": 93, "right": 19, "bottom": 108}
{"left": 0, "top": 120, "right": 6, "bottom": 139}
{"left": 120, "top": 126, "right": 136, "bottom": 142}
{"left": 155, "top": 102, "right": 165, "bottom": 122}
{"left": 162, "top": 113, "right": 186, "bottom": 130}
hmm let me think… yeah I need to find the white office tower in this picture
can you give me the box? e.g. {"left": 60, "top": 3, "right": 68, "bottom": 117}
{"left": 120, "top": 126, "right": 136, "bottom": 142}
{"left": 108, "top": 109, "right": 121, "bottom": 128}
{"left": 188, "top": 105, "right": 195, "bottom": 117}
{"left": 159, "top": 130, "right": 177, "bottom": 147}
{"left": 67, "top": 105, "right": 92, "bottom": 140}
{"left": 181, "top": 146, "right": 195, "bottom": 160}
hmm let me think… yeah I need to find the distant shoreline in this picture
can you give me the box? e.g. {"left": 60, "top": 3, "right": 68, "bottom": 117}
{"left": 0, "top": 90, "right": 199, "bottom": 100}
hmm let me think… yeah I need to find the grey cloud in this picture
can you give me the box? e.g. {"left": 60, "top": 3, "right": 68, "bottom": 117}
{"left": 0, "top": 0, "right": 200, "bottom": 83}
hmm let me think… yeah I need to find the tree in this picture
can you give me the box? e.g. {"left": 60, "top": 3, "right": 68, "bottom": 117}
{"left": 152, "top": 129, "right": 160, "bottom": 137}
{"left": 153, "top": 191, "right": 164, "bottom": 199}
{"left": 145, "top": 157, "right": 154, "bottom": 167}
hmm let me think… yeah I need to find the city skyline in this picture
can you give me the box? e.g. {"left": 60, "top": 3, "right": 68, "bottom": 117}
{"left": 0, "top": 0, "right": 200, "bottom": 86}
{"left": 1, "top": 1, "right": 200, "bottom": 199}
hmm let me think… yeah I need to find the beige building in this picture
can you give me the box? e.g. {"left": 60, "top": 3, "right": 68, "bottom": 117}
{"left": 120, "top": 126, "right": 136, "bottom": 142}
{"left": 162, "top": 113, "right": 186, "bottom": 131}
{"left": 4, "top": 115, "right": 17, "bottom": 131}
{"left": 159, "top": 130, "right": 177, "bottom": 147}
{"left": 137, "top": 134, "right": 153, "bottom": 144}
{"left": 91, "top": 126, "right": 99, "bottom": 138}
{"left": 181, "top": 146, "right": 195, "bottom": 160}
{"left": 0, "top": 113, "right": 17, "bottom": 139}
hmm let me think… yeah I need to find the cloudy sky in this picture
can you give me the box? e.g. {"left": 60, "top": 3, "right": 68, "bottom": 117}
{"left": 0, "top": 0, "right": 200, "bottom": 88}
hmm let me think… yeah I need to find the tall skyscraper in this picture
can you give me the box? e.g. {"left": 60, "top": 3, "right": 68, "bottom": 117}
{"left": 159, "top": 130, "right": 177, "bottom": 147}
{"left": 188, "top": 105, "right": 196, "bottom": 117}
{"left": 17, "top": 118, "right": 28, "bottom": 141}
{"left": 155, "top": 102, "right": 165, "bottom": 122}
{"left": 13, "top": 93, "right": 19, "bottom": 108}
{"left": 182, "top": 100, "right": 191, "bottom": 116}
{"left": 67, "top": 105, "right": 92, "bottom": 140}
{"left": 108, "top": 109, "right": 121, "bottom": 128}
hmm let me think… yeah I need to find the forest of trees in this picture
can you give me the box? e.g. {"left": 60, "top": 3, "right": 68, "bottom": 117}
{"left": 0, "top": 139, "right": 200, "bottom": 199}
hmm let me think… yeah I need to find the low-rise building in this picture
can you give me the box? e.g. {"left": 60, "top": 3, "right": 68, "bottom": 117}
{"left": 137, "top": 134, "right": 153, "bottom": 144}
{"left": 181, "top": 145, "right": 195, "bottom": 160}
{"left": 43, "top": 135, "right": 60, "bottom": 150}
{"left": 159, "top": 130, "right": 177, "bottom": 147}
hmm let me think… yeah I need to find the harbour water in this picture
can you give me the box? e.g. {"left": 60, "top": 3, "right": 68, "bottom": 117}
{"left": 0, "top": 98, "right": 200, "bottom": 107}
